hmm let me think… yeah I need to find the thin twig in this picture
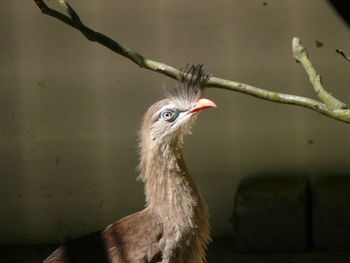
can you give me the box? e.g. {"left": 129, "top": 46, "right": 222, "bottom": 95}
{"left": 336, "top": 48, "right": 350, "bottom": 62}
{"left": 33, "top": 0, "right": 350, "bottom": 123}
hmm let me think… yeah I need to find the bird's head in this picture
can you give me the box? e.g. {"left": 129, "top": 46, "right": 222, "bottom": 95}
{"left": 139, "top": 65, "right": 216, "bottom": 150}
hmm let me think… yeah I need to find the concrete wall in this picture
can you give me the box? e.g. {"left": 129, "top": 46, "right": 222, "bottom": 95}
{"left": 0, "top": 0, "right": 349, "bottom": 244}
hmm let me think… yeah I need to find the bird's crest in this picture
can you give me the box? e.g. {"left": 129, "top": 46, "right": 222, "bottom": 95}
{"left": 167, "top": 64, "right": 210, "bottom": 103}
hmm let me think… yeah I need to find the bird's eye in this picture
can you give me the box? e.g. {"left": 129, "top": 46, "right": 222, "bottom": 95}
{"left": 160, "top": 109, "right": 178, "bottom": 122}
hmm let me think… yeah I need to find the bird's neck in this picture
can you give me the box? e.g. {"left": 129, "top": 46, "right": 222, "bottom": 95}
{"left": 139, "top": 140, "right": 211, "bottom": 263}
{"left": 140, "top": 141, "right": 208, "bottom": 232}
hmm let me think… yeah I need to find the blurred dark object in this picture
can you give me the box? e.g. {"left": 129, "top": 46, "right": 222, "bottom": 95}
{"left": 327, "top": 0, "right": 350, "bottom": 26}
{"left": 315, "top": 40, "right": 324, "bottom": 48}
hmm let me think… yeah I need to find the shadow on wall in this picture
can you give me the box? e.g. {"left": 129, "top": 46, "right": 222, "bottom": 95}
{"left": 327, "top": 0, "right": 350, "bottom": 27}
{"left": 0, "top": 2, "right": 24, "bottom": 245}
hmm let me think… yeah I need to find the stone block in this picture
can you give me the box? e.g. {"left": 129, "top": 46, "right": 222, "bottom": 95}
{"left": 313, "top": 175, "right": 350, "bottom": 250}
{"left": 233, "top": 176, "right": 309, "bottom": 252}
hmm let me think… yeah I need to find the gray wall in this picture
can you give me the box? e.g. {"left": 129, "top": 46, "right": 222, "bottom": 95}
{"left": 1, "top": 0, "right": 349, "bottom": 244}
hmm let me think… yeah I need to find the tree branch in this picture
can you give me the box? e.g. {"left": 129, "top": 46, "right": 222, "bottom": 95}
{"left": 292, "top": 37, "right": 347, "bottom": 110}
{"left": 336, "top": 48, "right": 350, "bottom": 63}
{"left": 33, "top": 0, "right": 181, "bottom": 79}
{"left": 33, "top": 0, "right": 350, "bottom": 123}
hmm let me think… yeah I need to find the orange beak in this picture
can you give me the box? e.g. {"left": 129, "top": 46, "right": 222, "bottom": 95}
{"left": 189, "top": 98, "right": 217, "bottom": 114}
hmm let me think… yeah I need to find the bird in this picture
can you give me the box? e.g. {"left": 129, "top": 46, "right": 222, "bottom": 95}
{"left": 44, "top": 64, "right": 216, "bottom": 263}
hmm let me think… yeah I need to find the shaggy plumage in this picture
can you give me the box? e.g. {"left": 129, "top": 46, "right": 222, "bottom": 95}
{"left": 44, "top": 64, "right": 215, "bottom": 263}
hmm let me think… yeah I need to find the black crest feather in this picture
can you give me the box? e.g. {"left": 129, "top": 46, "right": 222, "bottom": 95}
{"left": 167, "top": 64, "right": 210, "bottom": 103}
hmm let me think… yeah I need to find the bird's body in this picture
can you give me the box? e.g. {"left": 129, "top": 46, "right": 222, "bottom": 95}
{"left": 44, "top": 65, "right": 215, "bottom": 263}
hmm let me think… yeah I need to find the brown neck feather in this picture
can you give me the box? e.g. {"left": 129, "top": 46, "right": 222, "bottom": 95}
{"left": 139, "top": 140, "right": 211, "bottom": 263}
{"left": 142, "top": 142, "right": 195, "bottom": 204}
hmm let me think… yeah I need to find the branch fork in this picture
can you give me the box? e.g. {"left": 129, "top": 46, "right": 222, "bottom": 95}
{"left": 292, "top": 37, "right": 347, "bottom": 110}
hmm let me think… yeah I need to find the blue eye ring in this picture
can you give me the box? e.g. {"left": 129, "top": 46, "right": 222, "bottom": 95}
{"left": 160, "top": 109, "right": 179, "bottom": 122}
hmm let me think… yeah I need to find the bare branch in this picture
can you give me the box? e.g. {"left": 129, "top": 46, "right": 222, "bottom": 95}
{"left": 33, "top": 0, "right": 350, "bottom": 124}
{"left": 33, "top": 0, "right": 180, "bottom": 79}
{"left": 208, "top": 77, "right": 350, "bottom": 123}
{"left": 292, "top": 37, "right": 347, "bottom": 110}
{"left": 336, "top": 48, "right": 350, "bottom": 62}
